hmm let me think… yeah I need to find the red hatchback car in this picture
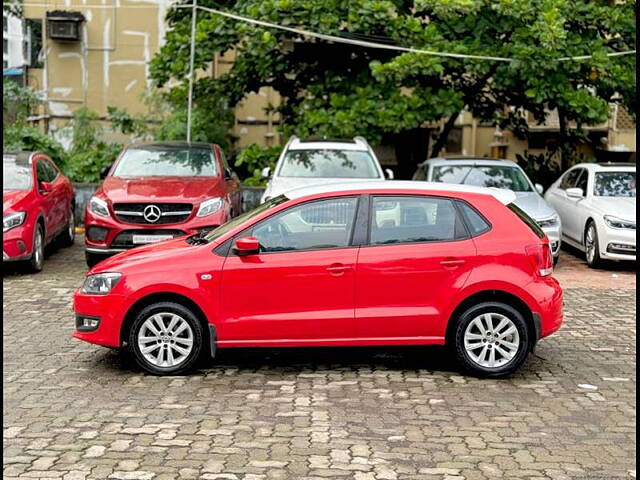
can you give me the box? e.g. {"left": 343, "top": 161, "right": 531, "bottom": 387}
{"left": 84, "top": 142, "right": 241, "bottom": 267}
{"left": 73, "top": 181, "right": 563, "bottom": 377}
{"left": 3, "top": 152, "right": 76, "bottom": 272}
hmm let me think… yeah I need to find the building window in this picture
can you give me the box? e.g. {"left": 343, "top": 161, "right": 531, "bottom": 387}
{"left": 3, "top": 15, "right": 8, "bottom": 32}
{"left": 3, "top": 38, "right": 8, "bottom": 55}
{"left": 25, "top": 18, "right": 43, "bottom": 68}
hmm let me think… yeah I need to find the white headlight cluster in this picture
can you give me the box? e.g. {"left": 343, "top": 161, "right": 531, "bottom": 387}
{"left": 89, "top": 197, "right": 110, "bottom": 217}
{"left": 197, "top": 197, "right": 223, "bottom": 217}
{"left": 604, "top": 215, "right": 636, "bottom": 230}
{"left": 3, "top": 211, "right": 26, "bottom": 232}
{"left": 81, "top": 272, "right": 122, "bottom": 295}
{"left": 536, "top": 214, "right": 559, "bottom": 228}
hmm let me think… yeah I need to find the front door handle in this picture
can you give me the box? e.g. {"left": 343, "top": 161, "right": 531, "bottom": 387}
{"left": 440, "top": 258, "right": 465, "bottom": 268}
{"left": 327, "top": 263, "right": 351, "bottom": 276}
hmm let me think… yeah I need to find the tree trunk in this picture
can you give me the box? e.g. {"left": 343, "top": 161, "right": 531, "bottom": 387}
{"left": 558, "top": 108, "right": 569, "bottom": 172}
{"left": 429, "top": 111, "right": 459, "bottom": 158}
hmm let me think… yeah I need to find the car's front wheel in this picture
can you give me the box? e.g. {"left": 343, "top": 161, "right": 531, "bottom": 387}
{"left": 28, "top": 224, "right": 45, "bottom": 273}
{"left": 129, "top": 302, "right": 204, "bottom": 375}
{"left": 453, "top": 302, "right": 531, "bottom": 378}
{"left": 585, "top": 221, "right": 604, "bottom": 269}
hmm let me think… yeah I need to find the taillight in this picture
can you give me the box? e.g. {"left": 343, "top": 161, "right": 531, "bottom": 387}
{"left": 525, "top": 243, "right": 553, "bottom": 277}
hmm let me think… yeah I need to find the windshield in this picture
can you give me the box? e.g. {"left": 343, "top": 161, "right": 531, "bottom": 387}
{"left": 203, "top": 195, "right": 289, "bottom": 243}
{"left": 278, "top": 149, "right": 380, "bottom": 178}
{"left": 594, "top": 171, "right": 636, "bottom": 197}
{"left": 432, "top": 164, "right": 533, "bottom": 192}
{"left": 3, "top": 156, "right": 33, "bottom": 190}
{"left": 112, "top": 147, "right": 218, "bottom": 177}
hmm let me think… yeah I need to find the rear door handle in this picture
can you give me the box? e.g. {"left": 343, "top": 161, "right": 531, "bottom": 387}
{"left": 327, "top": 264, "right": 351, "bottom": 276}
{"left": 440, "top": 259, "right": 465, "bottom": 268}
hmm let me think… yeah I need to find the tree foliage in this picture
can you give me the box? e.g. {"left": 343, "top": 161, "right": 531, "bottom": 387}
{"left": 150, "top": 0, "right": 636, "bottom": 176}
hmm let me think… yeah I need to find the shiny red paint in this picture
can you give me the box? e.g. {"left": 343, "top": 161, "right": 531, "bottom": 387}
{"left": 73, "top": 186, "right": 563, "bottom": 353}
{"left": 84, "top": 142, "right": 241, "bottom": 259}
{"left": 3, "top": 152, "right": 74, "bottom": 262}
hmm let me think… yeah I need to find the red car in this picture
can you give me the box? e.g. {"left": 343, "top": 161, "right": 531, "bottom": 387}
{"left": 73, "top": 181, "right": 563, "bottom": 377}
{"left": 3, "top": 151, "right": 76, "bottom": 272}
{"left": 84, "top": 142, "right": 241, "bottom": 267}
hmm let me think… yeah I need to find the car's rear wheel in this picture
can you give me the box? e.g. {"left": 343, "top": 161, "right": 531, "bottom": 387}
{"left": 129, "top": 302, "right": 203, "bottom": 376}
{"left": 59, "top": 205, "right": 75, "bottom": 247}
{"left": 453, "top": 302, "right": 530, "bottom": 378}
{"left": 585, "top": 221, "right": 604, "bottom": 269}
{"left": 28, "top": 224, "right": 45, "bottom": 273}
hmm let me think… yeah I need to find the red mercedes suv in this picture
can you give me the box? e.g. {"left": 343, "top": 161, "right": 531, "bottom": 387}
{"left": 3, "top": 151, "right": 76, "bottom": 272}
{"left": 84, "top": 142, "right": 241, "bottom": 267}
{"left": 74, "top": 181, "right": 563, "bottom": 377}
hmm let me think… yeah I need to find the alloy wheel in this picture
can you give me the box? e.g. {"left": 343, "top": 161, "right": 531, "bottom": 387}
{"left": 585, "top": 225, "right": 596, "bottom": 263}
{"left": 33, "top": 229, "right": 44, "bottom": 270}
{"left": 137, "top": 312, "right": 194, "bottom": 368}
{"left": 463, "top": 312, "right": 520, "bottom": 368}
{"left": 68, "top": 209, "right": 75, "bottom": 239}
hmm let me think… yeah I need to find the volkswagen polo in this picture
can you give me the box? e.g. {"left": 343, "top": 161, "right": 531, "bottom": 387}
{"left": 73, "top": 182, "right": 563, "bottom": 377}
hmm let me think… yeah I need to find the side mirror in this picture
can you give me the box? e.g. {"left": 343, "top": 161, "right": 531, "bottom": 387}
{"left": 224, "top": 168, "right": 233, "bottom": 180}
{"left": 535, "top": 183, "right": 544, "bottom": 194}
{"left": 261, "top": 167, "right": 271, "bottom": 178}
{"left": 233, "top": 236, "right": 260, "bottom": 256}
{"left": 385, "top": 168, "right": 394, "bottom": 180}
{"left": 99, "top": 165, "right": 111, "bottom": 179}
{"left": 39, "top": 181, "right": 53, "bottom": 194}
{"left": 566, "top": 187, "right": 584, "bottom": 199}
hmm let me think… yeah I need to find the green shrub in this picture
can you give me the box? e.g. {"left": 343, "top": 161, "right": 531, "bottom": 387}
{"left": 234, "top": 144, "right": 283, "bottom": 186}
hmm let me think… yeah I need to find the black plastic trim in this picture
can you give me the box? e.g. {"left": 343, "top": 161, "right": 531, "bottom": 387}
{"left": 208, "top": 324, "right": 217, "bottom": 359}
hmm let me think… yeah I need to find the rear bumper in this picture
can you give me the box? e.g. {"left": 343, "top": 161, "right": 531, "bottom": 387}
{"left": 527, "top": 275, "right": 563, "bottom": 339}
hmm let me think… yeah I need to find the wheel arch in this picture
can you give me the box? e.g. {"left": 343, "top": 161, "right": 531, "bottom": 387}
{"left": 120, "top": 291, "right": 210, "bottom": 348}
{"left": 445, "top": 289, "right": 536, "bottom": 350}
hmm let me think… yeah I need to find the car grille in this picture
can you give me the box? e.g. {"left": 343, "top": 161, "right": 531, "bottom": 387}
{"left": 113, "top": 203, "right": 193, "bottom": 225}
{"left": 300, "top": 201, "right": 352, "bottom": 225}
{"left": 111, "top": 229, "right": 187, "bottom": 249}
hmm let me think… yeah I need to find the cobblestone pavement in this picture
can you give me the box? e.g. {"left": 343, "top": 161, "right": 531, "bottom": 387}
{"left": 3, "top": 240, "right": 636, "bottom": 480}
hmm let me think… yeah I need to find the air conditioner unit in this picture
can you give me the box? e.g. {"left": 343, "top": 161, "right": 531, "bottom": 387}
{"left": 46, "top": 11, "right": 85, "bottom": 42}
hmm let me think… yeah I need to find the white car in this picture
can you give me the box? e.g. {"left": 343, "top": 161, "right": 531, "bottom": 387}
{"left": 545, "top": 162, "right": 636, "bottom": 268}
{"left": 261, "top": 136, "right": 393, "bottom": 202}
{"left": 414, "top": 157, "right": 562, "bottom": 262}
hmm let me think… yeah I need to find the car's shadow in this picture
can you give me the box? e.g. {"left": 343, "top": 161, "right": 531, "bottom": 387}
{"left": 93, "top": 345, "right": 463, "bottom": 377}
{"left": 560, "top": 243, "right": 637, "bottom": 272}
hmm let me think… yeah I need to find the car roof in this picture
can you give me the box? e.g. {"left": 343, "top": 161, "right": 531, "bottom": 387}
{"left": 288, "top": 136, "right": 369, "bottom": 151}
{"left": 283, "top": 180, "right": 517, "bottom": 205}
{"left": 572, "top": 162, "right": 636, "bottom": 172}
{"left": 422, "top": 157, "right": 519, "bottom": 167}
{"left": 125, "top": 141, "right": 214, "bottom": 150}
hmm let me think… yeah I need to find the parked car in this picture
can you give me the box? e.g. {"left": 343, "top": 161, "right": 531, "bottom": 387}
{"left": 260, "top": 136, "right": 393, "bottom": 202}
{"left": 73, "top": 181, "right": 563, "bottom": 377}
{"left": 544, "top": 162, "right": 636, "bottom": 268}
{"left": 414, "top": 157, "right": 562, "bottom": 262}
{"left": 3, "top": 151, "right": 75, "bottom": 272}
{"left": 84, "top": 142, "right": 241, "bottom": 267}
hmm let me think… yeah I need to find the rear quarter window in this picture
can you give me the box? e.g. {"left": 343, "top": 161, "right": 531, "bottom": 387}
{"left": 507, "top": 203, "right": 545, "bottom": 239}
{"left": 456, "top": 201, "right": 491, "bottom": 236}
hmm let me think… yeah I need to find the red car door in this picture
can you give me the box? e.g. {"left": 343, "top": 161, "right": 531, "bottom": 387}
{"left": 34, "top": 157, "right": 59, "bottom": 241}
{"left": 219, "top": 196, "right": 360, "bottom": 344}
{"left": 355, "top": 195, "right": 477, "bottom": 342}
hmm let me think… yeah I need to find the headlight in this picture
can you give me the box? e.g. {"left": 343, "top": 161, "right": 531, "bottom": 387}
{"left": 536, "top": 213, "right": 559, "bottom": 228}
{"left": 3, "top": 211, "right": 26, "bottom": 232}
{"left": 196, "top": 197, "right": 223, "bottom": 217}
{"left": 89, "top": 197, "right": 110, "bottom": 217}
{"left": 604, "top": 215, "right": 636, "bottom": 230}
{"left": 81, "top": 272, "right": 122, "bottom": 295}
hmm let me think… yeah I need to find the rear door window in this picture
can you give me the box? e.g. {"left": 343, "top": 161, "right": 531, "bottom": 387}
{"left": 369, "top": 196, "right": 466, "bottom": 245}
{"left": 560, "top": 168, "right": 583, "bottom": 190}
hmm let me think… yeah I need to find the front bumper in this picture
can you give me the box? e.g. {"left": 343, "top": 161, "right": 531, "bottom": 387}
{"left": 84, "top": 208, "right": 228, "bottom": 254}
{"left": 600, "top": 226, "right": 636, "bottom": 261}
{"left": 540, "top": 224, "right": 562, "bottom": 257}
{"left": 3, "top": 224, "right": 33, "bottom": 262}
{"left": 72, "top": 291, "right": 129, "bottom": 347}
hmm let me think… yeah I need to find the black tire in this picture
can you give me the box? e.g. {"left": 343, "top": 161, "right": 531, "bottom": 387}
{"left": 85, "top": 251, "right": 106, "bottom": 268}
{"left": 128, "top": 302, "right": 204, "bottom": 376}
{"left": 28, "top": 223, "right": 45, "bottom": 273}
{"left": 553, "top": 255, "right": 559, "bottom": 267}
{"left": 584, "top": 221, "right": 604, "bottom": 269}
{"left": 452, "top": 301, "right": 531, "bottom": 378}
{"left": 59, "top": 205, "right": 75, "bottom": 247}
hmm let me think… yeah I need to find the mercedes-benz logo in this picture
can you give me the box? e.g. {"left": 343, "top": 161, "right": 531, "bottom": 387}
{"left": 143, "top": 204, "right": 161, "bottom": 223}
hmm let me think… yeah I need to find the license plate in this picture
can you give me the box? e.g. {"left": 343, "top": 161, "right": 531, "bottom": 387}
{"left": 132, "top": 234, "right": 174, "bottom": 245}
